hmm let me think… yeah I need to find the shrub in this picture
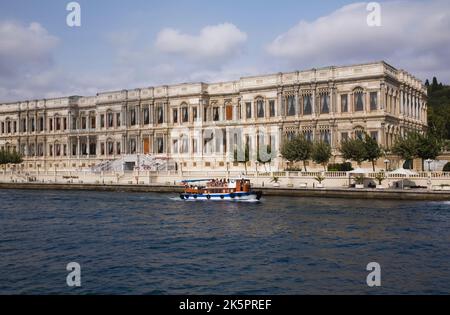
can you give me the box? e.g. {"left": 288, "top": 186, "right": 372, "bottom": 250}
{"left": 285, "top": 167, "right": 303, "bottom": 172}
{"left": 443, "top": 162, "right": 450, "bottom": 172}
{"left": 327, "top": 162, "right": 354, "bottom": 172}
{"left": 314, "top": 174, "right": 325, "bottom": 184}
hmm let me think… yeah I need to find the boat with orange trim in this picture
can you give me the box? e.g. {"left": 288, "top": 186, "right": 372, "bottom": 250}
{"left": 179, "top": 178, "right": 262, "bottom": 201}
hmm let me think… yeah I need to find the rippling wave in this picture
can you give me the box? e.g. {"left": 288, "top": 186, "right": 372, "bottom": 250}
{"left": 0, "top": 189, "right": 449, "bottom": 294}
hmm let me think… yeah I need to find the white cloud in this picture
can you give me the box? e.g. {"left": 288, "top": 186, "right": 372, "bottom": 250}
{"left": 155, "top": 23, "right": 247, "bottom": 61}
{"left": 266, "top": 0, "right": 450, "bottom": 81}
{"left": 0, "top": 21, "right": 58, "bottom": 76}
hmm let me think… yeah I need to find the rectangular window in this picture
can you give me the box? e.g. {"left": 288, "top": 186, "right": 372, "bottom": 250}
{"left": 370, "top": 131, "right": 378, "bottom": 141}
{"left": 370, "top": 92, "right": 378, "bottom": 110}
{"left": 49, "top": 119, "right": 53, "bottom": 131}
{"left": 49, "top": 145, "right": 53, "bottom": 156}
{"left": 257, "top": 100, "right": 265, "bottom": 118}
{"left": 107, "top": 113, "right": 114, "bottom": 128}
{"left": 100, "top": 115, "right": 105, "bottom": 128}
{"left": 90, "top": 116, "right": 96, "bottom": 129}
{"left": 81, "top": 117, "right": 87, "bottom": 129}
{"left": 320, "top": 94, "right": 330, "bottom": 114}
{"left": 130, "top": 138, "right": 136, "bottom": 154}
{"left": 355, "top": 93, "right": 364, "bottom": 111}
{"left": 56, "top": 118, "right": 61, "bottom": 130}
{"left": 55, "top": 144, "right": 61, "bottom": 156}
{"left": 269, "top": 100, "right": 275, "bottom": 117}
{"left": 38, "top": 143, "right": 44, "bottom": 156}
{"left": 72, "top": 143, "right": 77, "bottom": 156}
{"left": 157, "top": 106, "right": 164, "bottom": 124}
{"left": 226, "top": 105, "right": 233, "bottom": 121}
{"left": 157, "top": 137, "right": 164, "bottom": 154}
{"left": 1, "top": 122, "right": 4, "bottom": 134}
{"left": 116, "top": 113, "right": 121, "bottom": 127}
{"left": 29, "top": 144, "right": 35, "bottom": 156}
{"left": 341, "top": 94, "right": 348, "bottom": 112}
{"left": 71, "top": 117, "right": 77, "bottom": 130}
{"left": 81, "top": 143, "right": 87, "bottom": 155}
{"left": 172, "top": 139, "right": 178, "bottom": 154}
{"left": 203, "top": 107, "right": 208, "bottom": 122}
{"left": 180, "top": 138, "right": 188, "bottom": 154}
{"left": 356, "top": 130, "right": 364, "bottom": 140}
{"left": 173, "top": 108, "right": 178, "bottom": 123}
{"left": 108, "top": 142, "right": 114, "bottom": 155}
{"left": 213, "top": 107, "right": 220, "bottom": 121}
{"left": 305, "top": 130, "right": 313, "bottom": 142}
{"left": 40, "top": 117, "right": 44, "bottom": 131}
{"left": 130, "top": 108, "right": 136, "bottom": 125}
{"left": 101, "top": 143, "right": 105, "bottom": 155}
{"left": 287, "top": 95, "right": 296, "bottom": 116}
{"left": 320, "top": 131, "right": 331, "bottom": 144}
{"left": 63, "top": 117, "right": 67, "bottom": 130}
{"left": 143, "top": 108, "right": 150, "bottom": 124}
{"left": 182, "top": 107, "right": 189, "bottom": 123}
{"left": 89, "top": 142, "right": 96, "bottom": 155}
{"left": 193, "top": 107, "right": 198, "bottom": 121}
{"left": 116, "top": 142, "right": 121, "bottom": 155}
{"left": 303, "top": 95, "right": 312, "bottom": 115}
{"left": 192, "top": 138, "right": 198, "bottom": 154}
{"left": 341, "top": 132, "right": 349, "bottom": 142}
{"left": 245, "top": 102, "right": 252, "bottom": 119}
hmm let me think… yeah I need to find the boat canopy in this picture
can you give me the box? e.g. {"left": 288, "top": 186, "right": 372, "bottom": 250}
{"left": 179, "top": 179, "right": 214, "bottom": 183}
{"left": 178, "top": 177, "right": 250, "bottom": 184}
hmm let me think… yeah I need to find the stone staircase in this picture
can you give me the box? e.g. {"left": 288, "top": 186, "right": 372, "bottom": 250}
{"left": 90, "top": 154, "right": 176, "bottom": 173}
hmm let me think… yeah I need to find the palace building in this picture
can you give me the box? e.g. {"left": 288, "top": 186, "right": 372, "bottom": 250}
{"left": 0, "top": 61, "right": 427, "bottom": 171}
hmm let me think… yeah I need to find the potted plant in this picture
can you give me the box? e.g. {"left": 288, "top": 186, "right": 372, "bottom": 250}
{"left": 354, "top": 175, "right": 365, "bottom": 189}
{"left": 314, "top": 174, "right": 325, "bottom": 188}
{"left": 270, "top": 176, "right": 280, "bottom": 188}
{"left": 374, "top": 172, "right": 386, "bottom": 189}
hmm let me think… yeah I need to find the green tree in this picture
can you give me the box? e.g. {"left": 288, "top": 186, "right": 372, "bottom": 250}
{"left": 234, "top": 143, "right": 250, "bottom": 175}
{"left": 443, "top": 162, "right": 450, "bottom": 172}
{"left": 364, "top": 134, "right": 383, "bottom": 171}
{"left": 257, "top": 144, "right": 272, "bottom": 171}
{"left": 426, "top": 77, "right": 450, "bottom": 140}
{"left": 312, "top": 141, "right": 332, "bottom": 171}
{"left": 391, "top": 132, "right": 419, "bottom": 169}
{"left": 416, "top": 133, "right": 442, "bottom": 171}
{"left": 0, "top": 149, "right": 23, "bottom": 171}
{"left": 340, "top": 138, "right": 367, "bottom": 167}
{"left": 280, "top": 135, "right": 313, "bottom": 171}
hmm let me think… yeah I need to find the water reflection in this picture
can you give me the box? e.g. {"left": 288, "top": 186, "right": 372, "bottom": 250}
{"left": 0, "top": 189, "right": 449, "bottom": 294}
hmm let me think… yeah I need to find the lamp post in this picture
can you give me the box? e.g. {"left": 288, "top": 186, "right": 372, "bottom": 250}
{"left": 425, "top": 159, "right": 433, "bottom": 172}
{"left": 345, "top": 160, "right": 352, "bottom": 187}
{"left": 384, "top": 159, "right": 390, "bottom": 171}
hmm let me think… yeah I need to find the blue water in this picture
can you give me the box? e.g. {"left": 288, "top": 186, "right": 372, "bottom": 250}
{"left": 0, "top": 189, "right": 449, "bottom": 295}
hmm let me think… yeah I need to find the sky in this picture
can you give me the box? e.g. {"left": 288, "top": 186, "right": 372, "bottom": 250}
{"left": 0, "top": 0, "right": 449, "bottom": 102}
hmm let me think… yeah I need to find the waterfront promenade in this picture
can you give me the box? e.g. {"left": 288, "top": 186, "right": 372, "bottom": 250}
{"left": 1, "top": 169, "right": 450, "bottom": 200}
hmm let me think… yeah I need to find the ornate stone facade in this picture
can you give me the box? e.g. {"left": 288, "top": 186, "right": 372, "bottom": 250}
{"left": 0, "top": 61, "right": 427, "bottom": 171}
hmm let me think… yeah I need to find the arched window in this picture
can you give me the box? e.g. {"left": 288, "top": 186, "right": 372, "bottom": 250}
{"left": 354, "top": 88, "right": 365, "bottom": 112}
{"left": 256, "top": 98, "right": 265, "bottom": 118}
{"left": 303, "top": 95, "right": 312, "bottom": 115}
{"left": 181, "top": 103, "right": 189, "bottom": 123}
{"left": 354, "top": 126, "right": 365, "bottom": 139}
{"left": 320, "top": 93, "right": 330, "bottom": 114}
{"left": 287, "top": 95, "right": 296, "bottom": 116}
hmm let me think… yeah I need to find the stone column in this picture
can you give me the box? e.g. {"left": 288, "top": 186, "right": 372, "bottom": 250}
{"left": 77, "top": 136, "right": 80, "bottom": 158}
{"left": 312, "top": 89, "right": 316, "bottom": 116}
{"left": 277, "top": 88, "right": 284, "bottom": 117}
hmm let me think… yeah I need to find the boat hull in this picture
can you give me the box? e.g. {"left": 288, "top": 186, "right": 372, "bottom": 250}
{"left": 180, "top": 191, "right": 262, "bottom": 201}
